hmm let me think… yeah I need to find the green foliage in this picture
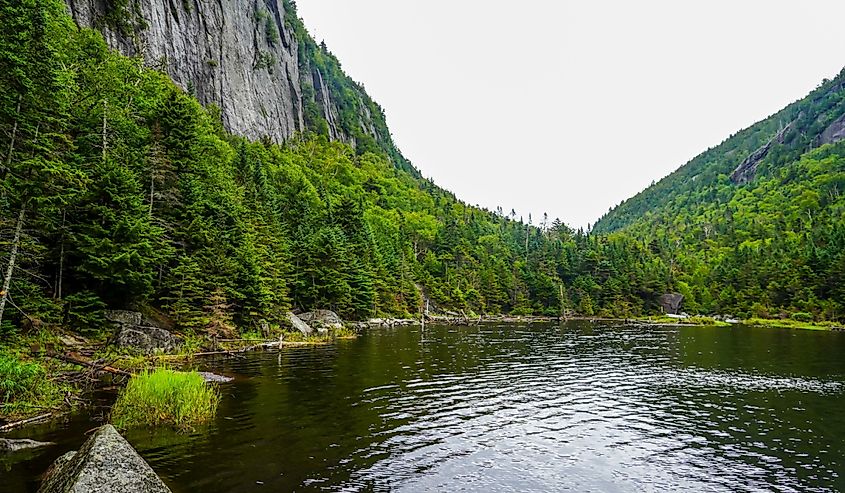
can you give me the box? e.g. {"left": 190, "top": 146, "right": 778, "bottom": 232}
{"left": 5, "top": 0, "right": 841, "bottom": 348}
{"left": 254, "top": 51, "right": 275, "bottom": 71}
{"left": 110, "top": 368, "right": 219, "bottom": 430}
{"left": 0, "top": 353, "right": 66, "bottom": 418}
{"left": 98, "top": 0, "right": 147, "bottom": 36}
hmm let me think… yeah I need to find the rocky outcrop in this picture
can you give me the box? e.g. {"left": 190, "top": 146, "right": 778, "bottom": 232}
{"left": 658, "top": 293, "right": 684, "bottom": 315}
{"left": 62, "top": 0, "right": 384, "bottom": 149}
{"left": 104, "top": 310, "right": 143, "bottom": 327}
{"left": 65, "top": 0, "right": 303, "bottom": 142}
{"left": 286, "top": 312, "right": 313, "bottom": 336}
{"left": 0, "top": 438, "right": 54, "bottom": 453}
{"left": 730, "top": 122, "right": 793, "bottom": 184}
{"left": 298, "top": 310, "right": 344, "bottom": 330}
{"left": 107, "top": 310, "right": 182, "bottom": 353}
{"left": 819, "top": 113, "right": 845, "bottom": 146}
{"left": 115, "top": 326, "right": 182, "bottom": 354}
{"left": 38, "top": 425, "right": 172, "bottom": 493}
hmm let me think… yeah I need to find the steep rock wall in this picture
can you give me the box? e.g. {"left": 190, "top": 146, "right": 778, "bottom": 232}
{"left": 63, "top": 0, "right": 380, "bottom": 147}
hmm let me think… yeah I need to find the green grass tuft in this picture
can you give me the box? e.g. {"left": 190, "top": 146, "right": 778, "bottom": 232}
{"left": 333, "top": 326, "right": 358, "bottom": 339}
{"left": 111, "top": 368, "right": 219, "bottom": 431}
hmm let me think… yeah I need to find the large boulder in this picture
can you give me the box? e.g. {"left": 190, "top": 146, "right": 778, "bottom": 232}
{"left": 298, "top": 310, "right": 344, "bottom": 330}
{"left": 107, "top": 309, "right": 181, "bottom": 354}
{"left": 286, "top": 312, "right": 313, "bottom": 336}
{"left": 38, "top": 424, "right": 171, "bottom": 493}
{"left": 658, "top": 293, "right": 684, "bottom": 315}
{"left": 115, "top": 326, "right": 182, "bottom": 354}
{"left": 104, "top": 310, "right": 143, "bottom": 326}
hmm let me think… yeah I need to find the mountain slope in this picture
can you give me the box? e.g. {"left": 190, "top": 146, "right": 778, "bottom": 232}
{"left": 593, "top": 70, "right": 845, "bottom": 319}
{"left": 595, "top": 70, "right": 845, "bottom": 234}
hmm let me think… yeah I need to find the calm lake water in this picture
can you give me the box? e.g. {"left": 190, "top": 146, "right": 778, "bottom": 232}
{"left": 4, "top": 321, "right": 845, "bottom": 492}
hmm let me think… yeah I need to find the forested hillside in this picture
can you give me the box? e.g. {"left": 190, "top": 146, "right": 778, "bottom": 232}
{"left": 594, "top": 71, "right": 845, "bottom": 320}
{"left": 2, "top": 0, "right": 842, "bottom": 342}
{"left": 0, "top": 0, "right": 682, "bottom": 339}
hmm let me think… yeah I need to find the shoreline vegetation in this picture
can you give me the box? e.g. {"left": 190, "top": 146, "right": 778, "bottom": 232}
{"left": 3, "top": 313, "right": 843, "bottom": 431}
{"left": 111, "top": 368, "right": 219, "bottom": 431}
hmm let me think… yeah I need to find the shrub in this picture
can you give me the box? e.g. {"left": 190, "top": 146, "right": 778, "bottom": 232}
{"left": 791, "top": 312, "right": 813, "bottom": 322}
{"left": 111, "top": 368, "right": 219, "bottom": 430}
{"left": 0, "top": 353, "right": 66, "bottom": 418}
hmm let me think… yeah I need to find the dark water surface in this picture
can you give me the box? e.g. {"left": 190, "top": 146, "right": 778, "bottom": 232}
{"left": 4, "top": 322, "right": 845, "bottom": 492}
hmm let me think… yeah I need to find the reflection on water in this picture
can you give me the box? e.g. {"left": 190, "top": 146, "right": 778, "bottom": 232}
{"left": 4, "top": 322, "right": 845, "bottom": 492}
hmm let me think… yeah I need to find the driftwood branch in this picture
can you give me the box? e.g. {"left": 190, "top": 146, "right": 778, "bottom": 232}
{"left": 0, "top": 413, "right": 52, "bottom": 432}
{"left": 45, "top": 352, "right": 133, "bottom": 377}
{"left": 190, "top": 342, "right": 271, "bottom": 358}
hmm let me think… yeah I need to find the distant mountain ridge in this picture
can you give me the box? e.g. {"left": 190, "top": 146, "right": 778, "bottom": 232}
{"left": 594, "top": 69, "right": 845, "bottom": 233}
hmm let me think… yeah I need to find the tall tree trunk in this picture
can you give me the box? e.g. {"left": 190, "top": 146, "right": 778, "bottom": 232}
{"left": 149, "top": 176, "right": 155, "bottom": 217}
{"left": 101, "top": 99, "right": 107, "bottom": 161}
{"left": 56, "top": 210, "right": 66, "bottom": 300}
{"left": 0, "top": 206, "right": 26, "bottom": 327}
{"left": 1, "top": 95, "right": 22, "bottom": 180}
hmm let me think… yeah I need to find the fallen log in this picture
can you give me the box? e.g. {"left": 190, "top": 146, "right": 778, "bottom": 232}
{"left": 0, "top": 413, "right": 52, "bottom": 432}
{"left": 189, "top": 342, "right": 269, "bottom": 358}
{"left": 45, "top": 352, "right": 133, "bottom": 377}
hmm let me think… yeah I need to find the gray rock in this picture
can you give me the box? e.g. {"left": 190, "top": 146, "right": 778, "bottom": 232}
{"left": 658, "top": 293, "right": 684, "bottom": 315}
{"left": 286, "top": 312, "right": 313, "bottom": 336}
{"left": 115, "top": 326, "right": 182, "bottom": 354}
{"left": 104, "top": 310, "right": 143, "bottom": 326}
{"left": 196, "top": 372, "right": 234, "bottom": 383}
{"left": 0, "top": 438, "right": 54, "bottom": 453}
{"left": 298, "top": 310, "right": 344, "bottom": 329}
{"left": 730, "top": 122, "right": 793, "bottom": 184}
{"left": 38, "top": 425, "right": 172, "bottom": 493}
{"left": 63, "top": 0, "right": 383, "bottom": 149}
{"left": 820, "top": 113, "right": 845, "bottom": 145}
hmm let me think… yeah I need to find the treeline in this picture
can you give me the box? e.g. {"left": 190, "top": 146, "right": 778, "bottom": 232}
{"left": 0, "top": 0, "right": 678, "bottom": 338}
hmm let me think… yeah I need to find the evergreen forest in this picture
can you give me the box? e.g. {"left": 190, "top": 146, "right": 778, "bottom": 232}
{"left": 1, "top": 0, "right": 844, "bottom": 344}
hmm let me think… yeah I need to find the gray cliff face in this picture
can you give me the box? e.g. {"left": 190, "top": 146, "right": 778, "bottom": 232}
{"left": 820, "top": 113, "right": 845, "bottom": 146}
{"left": 730, "top": 122, "right": 793, "bottom": 185}
{"left": 63, "top": 0, "right": 373, "bottom": 146}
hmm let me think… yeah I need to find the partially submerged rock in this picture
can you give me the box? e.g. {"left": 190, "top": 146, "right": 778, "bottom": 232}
{"left": 116, "top": 326, "right": 182, "bottom": 354}
{"left": 286, "top": 312, "right": 313, "bottom": 336}
{"left": 197, "top": 371, "right": 234, "bottom": 383}
{"left": 0, "top": 438, "right": 54, "bottom": 453}
{"left": 298, "top": 310, "right": 344, "bottom": 330}
{"left": 367, "top": 318, "right": 418, "bottom": 327}
{"left": 38, "top": 424, "right": 171, "bottom": 493}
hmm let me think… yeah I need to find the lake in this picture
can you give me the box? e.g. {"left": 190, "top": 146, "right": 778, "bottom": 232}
{"left": 4, "top": 321, "right": 845, "bottom": 492}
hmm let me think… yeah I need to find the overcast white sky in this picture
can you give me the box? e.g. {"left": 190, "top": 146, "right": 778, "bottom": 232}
{"left": 295, "top": 0, "right": 845, "bottom": 229}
